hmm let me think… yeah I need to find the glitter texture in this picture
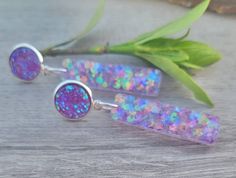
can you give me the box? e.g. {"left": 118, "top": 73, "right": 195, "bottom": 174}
{"left": 9, "top": 46, "right": 41, "bottom": 81}
{"left": 61, "top": 59, "right": 162, "bottom": 97}
{"left": 54, "top": 82, "right": 92, "bottom": 120}
{"left": 112, "top": 94, "right": 219, "bottom": 144}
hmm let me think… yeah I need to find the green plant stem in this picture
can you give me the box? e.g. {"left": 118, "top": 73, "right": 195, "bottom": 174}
{"left": 41, "top": 46, "right": 106, "bottom": 56}
{"left": 41, "top": 43, "right": 135, "bottom": 57}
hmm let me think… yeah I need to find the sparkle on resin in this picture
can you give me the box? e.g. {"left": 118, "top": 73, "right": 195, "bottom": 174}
{"left": 61, "top": 59, "right": 162, "bottom": 97}
{"left": 112, "top": 94, "right": 220, "bottom": 144}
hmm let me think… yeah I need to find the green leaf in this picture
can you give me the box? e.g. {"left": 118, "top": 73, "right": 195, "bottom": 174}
{"left": 134, "top": 0, "right": 210, "bottom": 44}
{"left": 74, "top": 0, "right": 106, "bottom": 41}
{"left": 176, "top": 41, "right": 221, "bottom": 67}
{"left": 142, "top": 37, "right": 182, "bottom": 48}
{"left": 140, "top": 37, "right": 221, "bottom": 67}
{"left": 143, "top": 49, "right": 189, "bottom": 63}
{"left": 180, "top": 62, "right": 203, "bottom": 70}
{"left": 42, "top": 0, "right": 106, "bottom": 53}
{"left": 136, "top": 53, "right": 214, "bottom": 107}
{"left": 109, "top": 38, "right": 190, "bottom": 63}
{"left": 136, "top": 38, "right": 189, "bottom": 62}
{"left": 151, "top": 50, "right": 189, "bottom": 63}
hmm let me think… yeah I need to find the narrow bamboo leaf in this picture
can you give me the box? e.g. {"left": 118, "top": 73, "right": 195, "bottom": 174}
{"left": 142, "top": 38, "right": 182, "bottom": 48}
{"left": 43, "top": 0, "right": 106, "bottom": 51}
{"left": 180, "top": 62, "right": 203, "bottom": 70}
{"left": 176, "top": 41, "right": 221, "bottom": 67}
{"left": 137, "top": 38, "right": 189, "bottom": 62}
{"left": 136, "top": 53, "right": 214, "bottom": 107}
{"left": 134, "top": 0, "right": 210, "bottom": 44}
{"left": 74, "top": 0, "right": 106, "bottom": 41}
{"left": 149, "top": 50, "right": 189, "bottom": 62}
{"left": 142, "top": 38, "right": 221, "bottom": 67}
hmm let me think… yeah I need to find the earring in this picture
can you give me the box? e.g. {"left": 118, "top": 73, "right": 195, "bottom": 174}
{"left": 61, "top": 59, "right": 162, "bottom": 97}
{"left": 9, "top": 43, "right": 66, "bottom": 82}
{"left": 53, "top": 80, "right": 219, "bottom": 145}
{"left": 9, "top": 44, "right": 162, "bottom": 96}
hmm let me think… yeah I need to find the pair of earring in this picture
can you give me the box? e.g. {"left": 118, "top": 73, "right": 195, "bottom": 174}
{"left": 9, "top": 43, "right": 220, "bottom": 145}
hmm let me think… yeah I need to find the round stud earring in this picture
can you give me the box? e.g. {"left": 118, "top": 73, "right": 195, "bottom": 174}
{"left": 9, "top": 43, "right": 66, "bottom": 82}
{"left": 53, "top": 80, "right": 118, "bottom": 120}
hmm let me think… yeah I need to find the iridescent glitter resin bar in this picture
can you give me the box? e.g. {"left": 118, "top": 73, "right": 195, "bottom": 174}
{"left": 61, "top": 59, "right": 162, "bottom": 97}
{"left": 112, "top": 94, "right": 220, "bottom": 144}
{"left": 53, "top": 80, "right": 220, "bottom": 145}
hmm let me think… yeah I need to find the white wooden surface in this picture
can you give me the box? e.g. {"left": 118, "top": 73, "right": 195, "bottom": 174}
{"left": 0, "top": 0, "right": 236, "bottom": 177}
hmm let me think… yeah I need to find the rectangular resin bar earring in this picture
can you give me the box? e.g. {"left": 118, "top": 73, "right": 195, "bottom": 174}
{"left": 61, "top": 59, "right": 162, "bottom": 97}
{"left": 9, "top": 44, "right": 162, "bottom": 96}
{"left": 53, "top": 80, "right": 219, "bottom": 145}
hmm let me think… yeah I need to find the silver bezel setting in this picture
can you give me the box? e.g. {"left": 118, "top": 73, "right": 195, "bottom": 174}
{"left": 9, "top": 43, "right": 44, "bottom": 82}
{"left": 53, "top": 80, "right": 93, "bottom": 121}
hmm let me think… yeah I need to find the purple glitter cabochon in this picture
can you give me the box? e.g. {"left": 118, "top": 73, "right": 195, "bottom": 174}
{"left": 54, "top": 82, "right": 92, "bottom": 120}
{"left": 9, "top": 45, "right": 42, "bottom": 81}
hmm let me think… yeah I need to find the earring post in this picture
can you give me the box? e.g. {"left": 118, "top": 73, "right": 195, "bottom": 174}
{"left": 43, "top": 65, "right": 67, "bottom": 75}
{"left": 93, "top": 100, "right": 118, "bottom": 112}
